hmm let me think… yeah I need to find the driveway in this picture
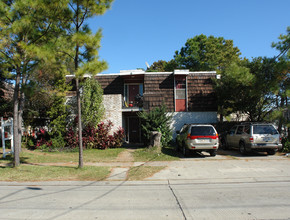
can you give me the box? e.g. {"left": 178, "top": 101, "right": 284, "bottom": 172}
{"left": 146, "top": 150, "right": 290, "bottom": 183}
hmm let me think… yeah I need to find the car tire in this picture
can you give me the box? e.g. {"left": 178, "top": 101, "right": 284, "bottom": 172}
{"left": 210, "top": 149, "right": 217, "bottom": 157}
{"left": 239, "top": 142, "right": 247, "bottom": 155}
{"left": 267, "top": 149, "right": 276, "bottom": 155}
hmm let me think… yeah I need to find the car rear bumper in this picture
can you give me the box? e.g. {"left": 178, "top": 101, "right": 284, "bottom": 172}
{"left": 186, "top": 143, "right": 219, "bottom": 150}
{"left": 247, "top": 143, "right": 282, "bottom": 150}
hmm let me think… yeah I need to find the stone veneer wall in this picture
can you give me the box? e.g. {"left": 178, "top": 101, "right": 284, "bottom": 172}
{"left": 102, "top": 94, "right": 123, "bottom": 133}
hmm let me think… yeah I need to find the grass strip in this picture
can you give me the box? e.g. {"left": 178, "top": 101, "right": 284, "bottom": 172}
{"left": 0, "top": 148, "right": 125, "bottom": 164}
{"left": 0, "top": 165, "right": 110, "bottom": 182}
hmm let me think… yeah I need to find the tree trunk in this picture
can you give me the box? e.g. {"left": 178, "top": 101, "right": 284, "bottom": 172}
{"left": 18, "top": 77, "right": 26, "bottom": 153}
{"left": 76, "top": 78, "right": 83, "bottom": 168}
{"left": 75, "top": 1, "right": 83, "bottom": 169}
{"left": 13, "top": 71, "right": 21, "bottom": 167}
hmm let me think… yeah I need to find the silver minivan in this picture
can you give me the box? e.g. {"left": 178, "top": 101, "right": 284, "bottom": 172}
{"left": 176, "top": 124, "right": 219, "bottom": 157}
{"left": 221, "top": 123, "right": 282, "bottom": 155}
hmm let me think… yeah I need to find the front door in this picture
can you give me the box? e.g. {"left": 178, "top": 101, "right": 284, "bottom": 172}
{"left": 128, "top": 117, "right": 140, "bottom": 143}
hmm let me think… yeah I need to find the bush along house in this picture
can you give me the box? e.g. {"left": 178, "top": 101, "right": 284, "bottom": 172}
{"left": 66, "top": 69, "right": 218, "bottom": 144}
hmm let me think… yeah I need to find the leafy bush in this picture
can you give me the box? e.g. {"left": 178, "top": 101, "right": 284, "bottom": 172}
{"left": 138, "top": 104, "right": 173, "bottom": 147}
{"left": 64, "top": 127, "right": 79, "bottom": 149}
{"left": 282, "top": 137, "right": 290, "bottom": 153}
{"left": 66, "top": 120, "right": 125, "bottom": 150}
{"left": 110, "top": 127, "right": 125, "bottom": 148}
{"left": 50, "top": 135, "right": 66, "bottom": 149}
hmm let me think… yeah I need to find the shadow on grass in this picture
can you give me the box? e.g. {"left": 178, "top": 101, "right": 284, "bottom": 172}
{"left": 0, "top": 153, "right": 31, "bottom": 167}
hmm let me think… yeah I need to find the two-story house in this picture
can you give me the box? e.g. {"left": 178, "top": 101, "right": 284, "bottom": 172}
{"left": 66, "top": 69, "right": 218, "bottom": 143}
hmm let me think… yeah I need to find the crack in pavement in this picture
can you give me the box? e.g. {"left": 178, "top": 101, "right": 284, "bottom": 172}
{"left": 168, "top": 180, "right": 188, "bottom": 220}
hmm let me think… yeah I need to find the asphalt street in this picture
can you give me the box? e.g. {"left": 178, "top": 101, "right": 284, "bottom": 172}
{"left": 0, "top": 152, "right": 290, "bottom": 220}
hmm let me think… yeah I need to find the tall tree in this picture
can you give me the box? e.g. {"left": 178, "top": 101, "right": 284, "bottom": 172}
{"left": 0, "top": 0, "right": 68, "bottom": 166}
{"left": 147, "top": 59, "right": 178, "bottom": 72}
{"left": 174, "top": 34, "right": 241, "bottom": 71}
{"left": 214, "top": 62, "right": 254, "bottom": 120}
{"left": 65, "top": 0, "right": 113, "bottom": 168}
{"left": 270, "top": 27, "right": 290, "bottom": 132}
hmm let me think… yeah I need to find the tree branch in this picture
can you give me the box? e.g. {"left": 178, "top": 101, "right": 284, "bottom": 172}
{"left": 58, "top": 50, "right": 75, "bottom": 60}
{"left": 28, "top": 22, "right": 52, "bottom": 45}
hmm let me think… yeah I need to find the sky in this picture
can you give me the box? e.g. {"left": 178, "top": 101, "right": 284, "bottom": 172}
{"left": 88, "top": 0, "right": 290, "bottom": 74}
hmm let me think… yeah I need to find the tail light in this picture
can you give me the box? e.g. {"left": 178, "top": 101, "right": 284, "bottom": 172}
{"left": 279, "top": 136, "right": 282, "bottom": 143}
{"left": 249, "top": 136, "right": 254, "bottom": 142}
{"left": 187, "top": 134, "right": 218, "bottom": 140}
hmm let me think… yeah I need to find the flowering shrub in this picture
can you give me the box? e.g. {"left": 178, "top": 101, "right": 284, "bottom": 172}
{"left": 66, "top": 120, "right": 125, "bottom": 150}
{"left": 64, "top": 127, "right": 79, "bottom": 149}
{"left": 110, "top": 127, "right": 125, "bottom": 148}
{"left": 25, "top": 128, "right": 52, "bottom": 150}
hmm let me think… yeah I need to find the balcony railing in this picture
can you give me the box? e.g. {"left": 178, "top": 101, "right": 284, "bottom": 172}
{"left": 123, "top": 94, "right": 143, "bottom": 110}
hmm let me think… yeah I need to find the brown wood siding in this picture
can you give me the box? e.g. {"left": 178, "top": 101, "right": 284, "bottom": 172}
{"left": 143, "top": 74, "right": 174, "bottom": 111}
{"left": 95, "top": 75, "right": 124, "bottom": 95}
{"left": 187, "top": 74, "right": 217, "bottom": 111}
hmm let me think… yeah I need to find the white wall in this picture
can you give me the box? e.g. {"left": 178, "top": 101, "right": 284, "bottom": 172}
{"left": 103, "top": 94, "right": 123, "bottom": 133}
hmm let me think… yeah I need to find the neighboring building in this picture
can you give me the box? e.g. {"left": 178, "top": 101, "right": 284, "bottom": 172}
{"left": 66, "top": 69, "right": 218, "bottom": 143}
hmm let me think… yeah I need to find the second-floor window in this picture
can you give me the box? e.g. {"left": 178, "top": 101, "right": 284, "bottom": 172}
{"left": 124, "top": 84, "right": 143, "bottom": 107}
{"left": 175, "top": 76, "right": 187, "bottom": 112}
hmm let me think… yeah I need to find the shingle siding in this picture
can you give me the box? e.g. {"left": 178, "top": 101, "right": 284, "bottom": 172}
{"left": 95, "top": 75, "right": 124, "bottom": 95}
{"left": 143, "top": 74, "right": 174, "bottom": 111}
{"left": 187, "top": 73, "right": 217, "bottom": 111}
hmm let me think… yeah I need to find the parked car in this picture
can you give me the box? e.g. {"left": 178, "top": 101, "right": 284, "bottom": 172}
{"left": 220, "top": 123, "right": 282, "bottom": 155}
{"left": 176, "top": 124, "right": 219, "bottom": 157}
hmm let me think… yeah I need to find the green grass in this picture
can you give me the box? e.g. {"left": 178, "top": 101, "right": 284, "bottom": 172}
{"left": 133, "top": 146, "right": 181, "bottom": 162}
{"left": 0, "top": 148, "right": 125, "bottom": 164}
{"left": 0, "top": 165, "right": 110, "bottom": 181}
{"left": 0, "top": 146, "right": 179, "bottom": 182}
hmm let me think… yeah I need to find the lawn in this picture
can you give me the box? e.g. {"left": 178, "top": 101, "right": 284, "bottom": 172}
{"left": 0, "top": 165, "right": 110, "bottom": 181}
{"left": 0, "top": 148, "right": 125, "bottom": 164}
{"left": 0, "top": 146, "right": 179, "bottom": 181}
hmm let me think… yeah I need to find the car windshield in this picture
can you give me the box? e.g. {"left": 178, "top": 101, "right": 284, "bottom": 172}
{"left": 191, "top": 126, "right": 216, "bottom": 136}
{"left": 253, "top": 125, "right": 278, "bottom": 135}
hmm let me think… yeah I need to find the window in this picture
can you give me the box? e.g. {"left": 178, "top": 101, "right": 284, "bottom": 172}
{"left": 175, "top": 76, "right": 187, "bottom": 112}
{"left": 229, "top": 126, "right": 237, "bottom": 135}
{"left": 236, "top": 126, "right": 244, "bottom": 135}
{"left": 190, "top": 126, "right": 216, "bottom": 136}
{"left": 124, "top": 83, "right": 143, "bottom": 107}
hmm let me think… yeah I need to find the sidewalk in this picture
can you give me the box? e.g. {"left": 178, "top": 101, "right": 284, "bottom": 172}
{"left": 1, "top": 149, "right": 290, "bottom": 183}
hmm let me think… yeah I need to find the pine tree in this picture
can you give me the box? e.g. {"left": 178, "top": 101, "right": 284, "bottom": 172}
{"left": 62, "top": 0, "right": 113, "bottom": 168}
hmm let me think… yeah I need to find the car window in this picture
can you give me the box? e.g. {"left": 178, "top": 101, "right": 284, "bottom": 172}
{"left": 190, "top": 126, "right": 216, "bottom": 136}
{"left": 244, "top": 125, "right": 250, "bottom": 134}
{"left": 229, "top": 126, "right": 237, "bottom": 135}
{"left": 236, "top": 126, "right": 244, "bottom": 135}
{"left": 253, "top": 125, "right": 278, "bottom": 135}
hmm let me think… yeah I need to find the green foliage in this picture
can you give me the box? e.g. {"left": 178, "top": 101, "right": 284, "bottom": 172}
{"left": 147, "top": 60, "right": 178, "bottom": 72}
{"left": 272, "top": 26, "right": 290, "bottom": 59}
{"left": 50, "top": 135, "right": 66, "bottom": 149}
{"left": 138, "top": 104, "right": 173, "bottom": 147}
{"left": 174, "top": 34, "right": 241, "bottom": 71}
{"left": 214, "top": 62, "right": 254, "bottom": 118}
{"left": 81, "top": 77, "right": 104, "bottom": 127}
